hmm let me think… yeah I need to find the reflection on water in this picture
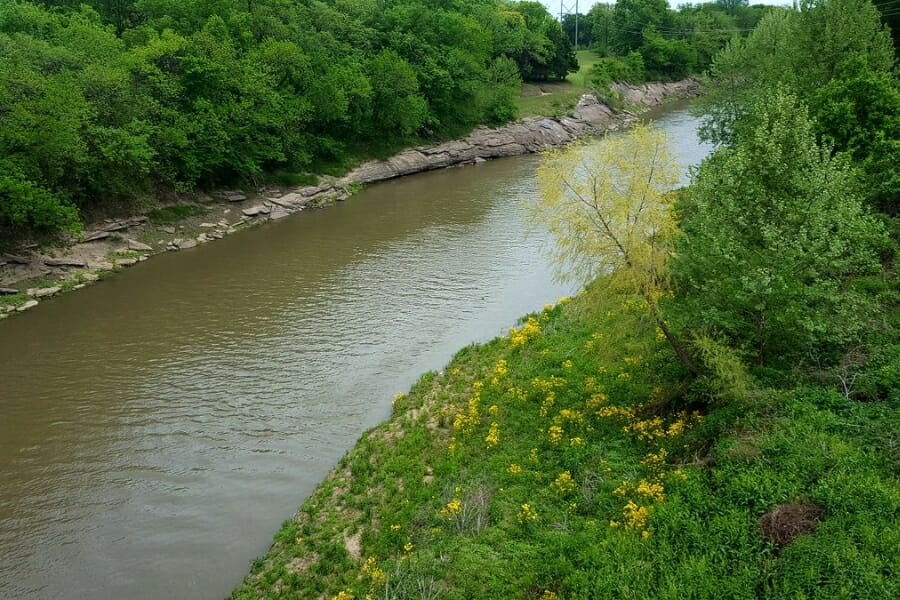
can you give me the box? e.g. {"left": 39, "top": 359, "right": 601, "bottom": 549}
{"left": 0, "top": 108, "right": 710, "bottom": 599}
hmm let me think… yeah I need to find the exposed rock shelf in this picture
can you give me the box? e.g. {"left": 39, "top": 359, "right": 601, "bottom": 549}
{"left": 0, "top": 79, "right": 699, "bottom": 317}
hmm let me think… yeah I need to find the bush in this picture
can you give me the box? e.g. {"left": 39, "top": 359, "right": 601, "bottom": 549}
{"left": 589, "top": 52, "right": 646, "bottom": 87}
{"left": 0, "top": 173, "right": 81, "bottom": 236}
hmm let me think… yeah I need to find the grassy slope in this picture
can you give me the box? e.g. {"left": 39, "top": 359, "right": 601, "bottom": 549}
{"left": 231, "top": 288, "right": 899, "bottom": 600}
{"left": 515, "top": 50, "right": 601, "bottom": 118}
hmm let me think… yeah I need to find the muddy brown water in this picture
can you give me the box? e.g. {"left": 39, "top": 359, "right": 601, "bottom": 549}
{"left": 0, "top": 106, "right": 710, "bottom": 599}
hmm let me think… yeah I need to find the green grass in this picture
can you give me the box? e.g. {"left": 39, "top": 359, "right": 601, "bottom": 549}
{"left": 515, "top": 50, "right": 602, "bottom": 118}
{"left": 231, "top": 288, "right": 899, "bottom": 599}
{"left": 566, "top": 50, "right": 602, "bottom": 88}
{"left": 146, "top": 203, "right": 207, "bottom": 225}
{"left": 268, "top": 172, "right": 319, "bottom": 188}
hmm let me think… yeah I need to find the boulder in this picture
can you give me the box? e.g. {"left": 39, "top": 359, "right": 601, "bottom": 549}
{"left": 0, "top": 287, "right": 18, "bottom": 295}
{"left": 26, "top": 287, "right": 61, "bottom": 298}
{"left": 221, "top": 190, "right": 247, "bottom": 202}
{"left": 269, "top": 207, "right": 291, "bottom": 220}
{"left": 81, "top": 231, "right": 112, "bottom": 242}
{"left": 43, "top": 257, "right": 87, "bottom": 268}
{"left": 242, "top": 206, "right": 264, "bottom": 217}
{"left": 127, "top": 239, "right": 153, "bottom": 252}
{"left": 16, "top": 299, "right": 38, "bottom": 312}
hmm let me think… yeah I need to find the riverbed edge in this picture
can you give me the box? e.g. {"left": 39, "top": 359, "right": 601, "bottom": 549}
{"left": 0, "top": 79, "right": 699, "bottom": 320}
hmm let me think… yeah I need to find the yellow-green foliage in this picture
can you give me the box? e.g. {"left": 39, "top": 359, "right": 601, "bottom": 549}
{"left": 533, "top": 124, "right": 681, "bottom": 305}
{"left": 692, "top": 335, "right": 752, "bottom": 404}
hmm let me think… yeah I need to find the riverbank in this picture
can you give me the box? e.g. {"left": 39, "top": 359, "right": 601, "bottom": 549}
{"left": 0, "top": 80, "right": 698, "bottom": 321}
{"left": 231, "top": 287, "right": 899, "bottom": 599}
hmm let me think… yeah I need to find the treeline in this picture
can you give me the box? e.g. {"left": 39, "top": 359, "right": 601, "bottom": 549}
{"left": 0, "top": 0, "right": 576, "bottom": 238}
{"left": 563, "top": 0, "right": 772, "bottom": 83}
{"left": 672, "top": 0, "right": 899, "bottom": 379}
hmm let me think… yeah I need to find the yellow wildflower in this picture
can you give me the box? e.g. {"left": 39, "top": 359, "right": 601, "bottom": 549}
{"left": 539, "top": 393, "right": 556, "bottom": 417}
{"left": 439, "top": 498, "right": 462, "bottom": 518}
{"left": 586, "top": 392, "right": 608, "bottom": 410}
{"left": 551, "top": 471, "right": 576, "bottom": 496}
{"left": 403, "top": 542, "right": 413, "bottom": 553}
{"left": 641, "top": 448, "right": 668, "bottom": 472}
{"left": 622, "top": 501, "right": 650, "bottom": 530}
{"left": 635, "top": 480, "right": 665, "bottom": 503}
{"left": 506, "top": 387, "right": 527, "bottom": 402}
{"left": 559, "top": 408, "right": 584, "bottom": 423}
{"left": 507, "top": 464, "right": 522, "bottom": 475}
{"left": 510, "top": 317, "right": 541, "bottom": 349}
{"left": 518, "top": 503, "right": 539, "bottom": 524}
{"left": 548, "top": 425, "right": 563, "bottom": 444}
{"left": 485, "top": 422, "right": 500, "bottom": 448}
{"left": 390, "top": 524, "right": 401, "bottom": 532}
{"left": 493, "top": 359, "right": 508, "bottom": 378}
{"left": 363, "top": 557, "right": 377, "bottom": 573}
{"left": 671, "top": 469, "right": 688, "bottom": 481}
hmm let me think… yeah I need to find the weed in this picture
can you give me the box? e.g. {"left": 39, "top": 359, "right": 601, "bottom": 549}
{"left": 146, "top": 203, "right": 207, "bottom": 224}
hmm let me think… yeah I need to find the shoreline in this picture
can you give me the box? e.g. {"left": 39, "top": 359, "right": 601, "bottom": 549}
{"left": 0, "top": 79, "right": 698, "bottom": 320}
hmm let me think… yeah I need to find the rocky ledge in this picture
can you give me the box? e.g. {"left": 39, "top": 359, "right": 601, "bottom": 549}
{"left": 258, "top": 79, "right": 700, "bottom": 213}
{"left": 0, "top": 79, "right": 698, "bottom": 317}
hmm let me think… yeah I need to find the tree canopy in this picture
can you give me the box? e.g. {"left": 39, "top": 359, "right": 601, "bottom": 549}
{"left": 672, "top": 91, "right": 884, "bottom": 367}
{"left": 0, "top": 0, "right": 576, "bottom": 238}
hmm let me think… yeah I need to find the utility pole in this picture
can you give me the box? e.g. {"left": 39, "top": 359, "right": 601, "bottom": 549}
{"left": 559, "top": 0, "right": 580, "bottom": 49}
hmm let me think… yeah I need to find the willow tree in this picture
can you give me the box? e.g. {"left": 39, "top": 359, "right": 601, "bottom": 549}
{"left": 533, "top": 124, "right": 699, "bottom": 376}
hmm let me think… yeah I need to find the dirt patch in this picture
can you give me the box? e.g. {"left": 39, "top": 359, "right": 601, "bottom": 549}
{"left": 759, "top": 502, "right": 824, "bottom": 549}
{"left": 286, "top": 553, "right": 319, "bottom": 575}
{"left": 343, "top": 531, "right": 362, "bottom": 561}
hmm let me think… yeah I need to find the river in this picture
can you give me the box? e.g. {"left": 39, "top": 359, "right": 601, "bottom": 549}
{"left": 0, "top": 105, "right": 711, "bottom": 599}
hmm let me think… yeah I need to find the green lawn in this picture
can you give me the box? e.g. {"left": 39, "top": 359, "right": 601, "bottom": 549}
{"left": 515, "top": 50, "right": 601, "bottom": 118}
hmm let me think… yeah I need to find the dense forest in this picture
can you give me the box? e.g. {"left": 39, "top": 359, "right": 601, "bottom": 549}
{"left": 569, "top": 0, "right": 771, "bottom": 82}
{"left": 0, "top": 0, "right": 788, "bottom": 242}
{"left": 1, "top": 0, "right": 897, "bottom": 240}
{"left": 1, "top": 0, "right": 580, "bottom": 238}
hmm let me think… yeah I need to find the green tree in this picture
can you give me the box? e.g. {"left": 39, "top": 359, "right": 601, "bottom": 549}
{"left": 365, "top": 49, "right": 427, "bottom": 136}
{"left": 610, "top": 0, "right": 668, "bottom": 55}
{"left": 533, "top": 124, "right": 699, "bottom": 375}
{"left": 672, "top": 91, "right": 884, "bottom": 367}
